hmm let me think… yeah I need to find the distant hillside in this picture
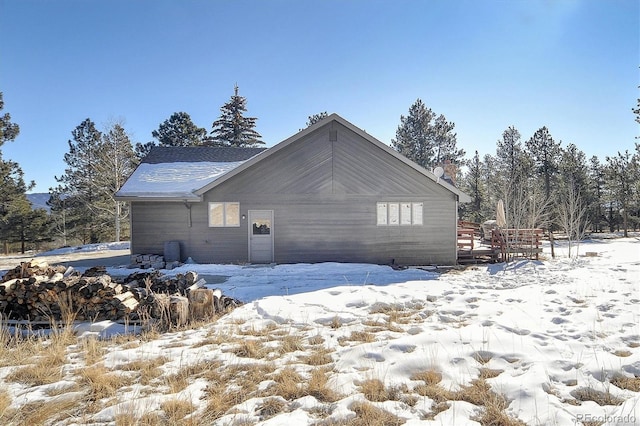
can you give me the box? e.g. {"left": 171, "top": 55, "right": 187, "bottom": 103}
{"left": 26, "top": 192, "right": 51, "bottom": 212}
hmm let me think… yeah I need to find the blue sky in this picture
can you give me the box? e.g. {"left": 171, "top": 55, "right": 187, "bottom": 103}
{"left": 1, "top": 0, "right": 638, "bottom": 193}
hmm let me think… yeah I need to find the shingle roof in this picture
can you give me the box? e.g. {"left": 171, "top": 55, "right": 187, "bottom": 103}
{"left": 142, "top": 146, "right": 267, "bottom": 164}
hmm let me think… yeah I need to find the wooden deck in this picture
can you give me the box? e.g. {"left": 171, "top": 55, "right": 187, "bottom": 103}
{"left": 457, "top": 222, "right": 543, "bottom": 264}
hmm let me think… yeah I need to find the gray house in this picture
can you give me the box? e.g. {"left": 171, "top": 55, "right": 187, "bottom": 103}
{"left": 116, "top": 114, "right": 470, "bottom": 265}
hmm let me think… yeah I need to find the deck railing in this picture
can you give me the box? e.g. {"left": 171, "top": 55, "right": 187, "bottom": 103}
{"left": 491, "top": 228, "right": 543, "bottom": 262}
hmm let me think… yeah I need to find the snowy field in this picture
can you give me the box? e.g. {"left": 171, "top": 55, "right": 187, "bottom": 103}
{"left": 0, "top": 236, "right": 639, "bottom": 425}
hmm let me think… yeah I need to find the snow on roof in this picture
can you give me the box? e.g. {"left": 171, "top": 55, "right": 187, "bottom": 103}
{"left": 115, "top": 161, "right": 246, "bottom": 200}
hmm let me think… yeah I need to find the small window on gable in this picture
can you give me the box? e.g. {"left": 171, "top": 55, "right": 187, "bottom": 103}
{"left": 209, "top": 202, "right": 240, "bottom": 227}
{"left": 377, "top": 202, "right": 423, "bottom": 226}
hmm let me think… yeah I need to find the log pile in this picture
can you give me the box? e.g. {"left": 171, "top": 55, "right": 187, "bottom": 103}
{"left": 128, "top": 254, "right": 181, "bottom": 270}
{"left": 0, "top": 261, "right": 241, "bottom": 323}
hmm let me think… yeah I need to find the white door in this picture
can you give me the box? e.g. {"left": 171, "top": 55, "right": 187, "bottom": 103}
{"left": 248, "top": 210, "right": 274, "bottom": 263}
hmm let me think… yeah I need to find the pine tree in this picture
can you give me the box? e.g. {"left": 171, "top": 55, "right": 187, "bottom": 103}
{"left": 392, "top": 99, "right": 463, "bottom": 170}
{"left": 604, "top": 150, "right": 637, "bottom": 237}
{"left": 0, "top": 158, "right": 40, "bottom": 253}
{"left": 0, "top": 92, "right": 20, "bottom": 148}
{"left": 209, "top": 85, "right": 263, "bottom": 147}
{"left": 55, "top": 118, "right": 103, "bottom": 244}
{"left": 459, "top": 150, "right": 486, "bottom": 223}
{"left": 152, "top": 111, "right": 207, "bottom": 147}
{"left": 525, "top": 126, "right": 561, "bottom": 201}
{"left": 432, "top": 114, "right": 465, "bottom": 166}
{"left": 588, "top": 156, "right": 606, "bottom": 232}
{"left": 392, "top": 99, "right": 436, "bottom": 169}
{"left": 0, "top": 92, "right": 45, "bottom": 254}
{"left": 306, "top": 111, "right": 328, "bottom": 128}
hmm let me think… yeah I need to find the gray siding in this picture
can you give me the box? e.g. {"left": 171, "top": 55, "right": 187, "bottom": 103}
{"left": 129, "top": 121, "right": 458, "bottom": 265}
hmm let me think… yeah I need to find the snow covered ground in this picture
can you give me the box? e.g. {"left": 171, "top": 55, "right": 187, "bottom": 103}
{"left": 1, "top": 236, "right": 638, "bottom": 425}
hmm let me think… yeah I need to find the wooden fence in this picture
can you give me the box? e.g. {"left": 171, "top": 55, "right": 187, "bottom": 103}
{"left": 491, "top": 228, "right": 543, "bottom": 262}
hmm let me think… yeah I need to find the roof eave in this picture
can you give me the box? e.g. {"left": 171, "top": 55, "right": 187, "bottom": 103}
{"left": 114, "top": 194, "right": 202, "bottom": 202}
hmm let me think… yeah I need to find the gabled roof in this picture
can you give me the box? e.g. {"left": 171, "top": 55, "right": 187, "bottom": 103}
{"left": 115, "top": 146, "right": 266, "bottom": 201}
{"left": 194, "top": 114, "right": 471, "bottom": 203}
{"left": 115, "top": 114, "right": 471, "bottom": 203}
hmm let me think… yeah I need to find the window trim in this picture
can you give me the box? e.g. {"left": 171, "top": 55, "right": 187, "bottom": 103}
{"left": 377, "top": 202, "right": 423, "bottom": 226}
{"left": 208, "top": 202, "right": 240, "bottom": 227}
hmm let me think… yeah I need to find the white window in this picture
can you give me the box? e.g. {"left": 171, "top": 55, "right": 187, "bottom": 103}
{"left": 376, "top": 203, "right": 388, "bottom": 225}
{"left": 377, "top": 202, "right": 423, "bottom": 226}
{"left": 208, "top": 202, "right": 240, "bottom": 227}
{"left": 412, "top": 202, "right": 423, "bottom": 225}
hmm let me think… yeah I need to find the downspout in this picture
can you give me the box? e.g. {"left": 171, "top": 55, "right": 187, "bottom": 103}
{"left": 184, "top": 202, "right": 193, "bottom": 227}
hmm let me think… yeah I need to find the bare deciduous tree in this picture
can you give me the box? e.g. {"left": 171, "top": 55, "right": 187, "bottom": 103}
{"left": 556, "top": 185, "right": 590, "bottom": 258}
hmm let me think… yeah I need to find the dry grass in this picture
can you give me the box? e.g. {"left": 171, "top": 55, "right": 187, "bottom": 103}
{"left": 269, "top": 367, "right": 305, "bottom": 400}
{"left": 238, "top": 322, "right": 278, "bottom": 337}
{"left": 308, "top": 334, "right": 325, "bottom": 345}
{"left": 1, "top": 394, "right": 86, "bottom": 425}
{"left": 256, "top": 397, "right": 286, "bottom": 419}
{"left": 421, "top": 401, "right": 451, "bottom": 420}
{"left": 279, "top": 333, "right": 305, "bottom": 353}
{"left": 570, "top": 386, "right": 624, "bottom": 406}
{"left": 411, "top": 369, "right": 443, "bottom": 386}
{"left": 301, "top": 346, "right": 334, "bottom": 366}
{"left": 160, "top": 398, "right": 197, "bottom": 422}
{"left": 471, "top": 350, "right": 494, "bottom": 365}
{"left": 0, "top": 389, "right": 12, "bottom": 416}
{"left": 164, "top": 359, "right": 224, "bottom": 393}
{"left": 307, "top": 367, "right": 341, "bottom": 402}
{"left": 78, "top": 363, "right": 135, "bottom": 401}
{"left": 338, "top": 330, "right": 376, "bottom": 345}
{"left": 200, "top": 361, "right": 277, "bottom": 421}
{"left": 227, "top": 338, "right": 268, "bottom": 358}
{"left": 5, "top": 360, "right": 64, "bottom": 386}
{"left": 412, "top": 369, "right": 525, "bottom": 425}
{"left": 116, "top": 355, "right": 169, "bottom": 385}
{"left": 611, "top": 374, "right": 640, "bottom": 392}
{"left": 612, "top": 349, "right": 632, "bottom": 357}
{"left": 79, "top": 336, "right": 106, "bottom": 366}
{"left": 347, "top": 400, "right": 406, "bottom": 425}
{"left": 330, "top": 316, "right": 342, "bottom": 329}
{"left": 202, "top": 387, "right": 245, "bottom": 420}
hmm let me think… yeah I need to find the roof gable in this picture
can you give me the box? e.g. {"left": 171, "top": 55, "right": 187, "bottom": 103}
{"left": 195, "top": 114, "right": 471, "bottom": 202}
{"left": 115, "top": 115, "right": 470, "bottom": 203}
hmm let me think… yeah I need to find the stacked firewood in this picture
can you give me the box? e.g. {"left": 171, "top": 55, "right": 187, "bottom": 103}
{"left": 0, "top": 261, "right": 241, "bottom": 323}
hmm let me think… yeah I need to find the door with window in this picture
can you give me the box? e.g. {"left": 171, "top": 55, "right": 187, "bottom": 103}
{"left": 248, "top": 210, "right": 274, "bottom": 263}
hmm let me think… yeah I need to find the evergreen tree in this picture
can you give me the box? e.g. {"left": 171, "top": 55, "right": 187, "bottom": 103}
{"left": 525, "top": 126, "right": 561, "bottom": 201}
{"left": 604, "top": 150, "right": 638, "bottom": 237}
{"left": 55, "top": 118, "right": 103, "bottom": 244}
{"left": 306, "top": 111, "right": 328, "bottom": 128}
{"left": 588, "top": 156, "right": 606, "bottom": 232}
{"left": 209, "top": 85, "right": 263, "bottom": 147}
{"left": 558, "top": 144, "right": 590, "bottom": 198}
{"left": 392, "top": 99, "right": 435, "bottom": 169}
{"left": 134, "top": 141, "right": 156, "bottom": 161}
{"left": 152, "top": 111, "right": 207, "bottom": 147}
{"left": 392, "top": 99, "right": 463, "bottom": 170}
{"left": 495, "top": 126, "right": 531, "bottom": 185}
{"left": 0, "top": 159, "right": 50, "bottom": 254}
{"left": 0, "top": 92, "right": 20, "bottom": 148}
{"left": 0, "top": 92, "right": 47, "bottom": 254}
{"left": 459, "top": 150, "right": 486, "bottom": 223}
{"left": 432, "top": 114, "right": 465, "bottom": 166}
